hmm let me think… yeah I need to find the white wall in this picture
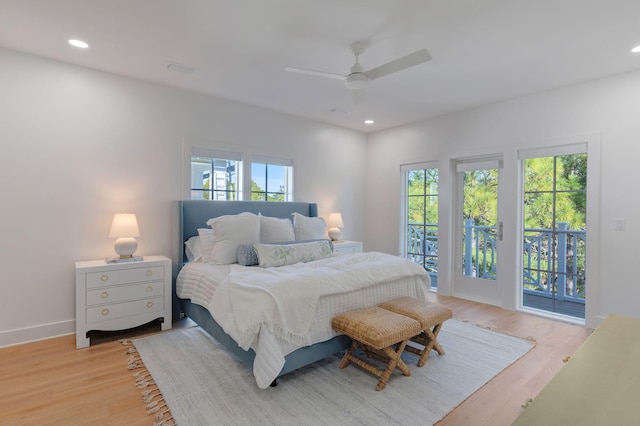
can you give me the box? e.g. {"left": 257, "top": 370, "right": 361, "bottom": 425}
{"left": 366, "top": 69, "right": 640, "bottom": 328}
{"left": 0, "top": 48, "right": 366, "bottom": 347}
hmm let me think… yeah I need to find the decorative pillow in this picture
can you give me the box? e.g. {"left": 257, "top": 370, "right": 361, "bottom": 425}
{"left": 259, "top": 214, "right": 295, "bottom": 243}
{"left": 237, "top": 239, "right": 334, "bottom": 266}
{"left": 292, "top": 212, "right": 326, "bottom": 240}
{"left": 253, "top": 240, "right": 333, "bottom": 268}
{"left": 237, "top": 243, "right": 260, "bottom": 266}
{"left": 197, "top": 228, "right": 214, "bottom": 263}
{"left": 184, "top": 236, "right": 202, "bottom": 262}
{"left": 206, "top": 213, "right": 260, "bottom": 265}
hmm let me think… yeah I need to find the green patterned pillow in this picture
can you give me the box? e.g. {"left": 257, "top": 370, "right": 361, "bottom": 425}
{"left": 253, "top": 240, "right": 333, "bottom": 267}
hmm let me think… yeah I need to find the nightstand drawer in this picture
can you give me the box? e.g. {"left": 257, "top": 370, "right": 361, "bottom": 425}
{"left": 333, "top": 241, "right": 363, "bottom": 254}
{"left": 86, "top": 281, "right": 164, "bottom": 306}
{"left": 86, "top": 266, "right": 164, "bottom": 288}
{"left": 86, "top": 296, "right": 164, "bottom": 323}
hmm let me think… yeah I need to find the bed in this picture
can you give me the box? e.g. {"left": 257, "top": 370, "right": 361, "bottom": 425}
{"left": 172, "top": 200, "right": 430, "bottom": 389}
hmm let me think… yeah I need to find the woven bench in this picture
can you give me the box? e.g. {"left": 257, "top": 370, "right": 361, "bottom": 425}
{"left": 332, "top": 306, "right": 421, "bottom": 391}
{"left": 378, "top": 296, "right": 453, "bottom": 367}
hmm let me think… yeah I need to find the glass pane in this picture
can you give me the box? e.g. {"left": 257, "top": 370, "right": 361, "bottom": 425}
{"left": 408, "top": 170, "right": 426, "bottom": 196}
{"left": 524, "top": 157, "right": 554, "bottom": 192}
{"left": 554, "top": 192, "right": 586, "bottom": 228}
{"left": 190, "top": 157, "right": 212, "bottom": 191}
{"left": 266, "top": 164, "right": 285, "bottom": 193}
{"left": 251, "top": 163, "right": 266, "bottom": 193}
{"left": 407, "top": 196, "right": 426, "bottom": 224}
{"left": 462, "top": 168, "right": 498, "bottom": 280}
{"left": 251, "top": 162, "right": 292, "bottom": 201}
{"left": 556, "top": 154, "right": 587, "bottom": 191}
{"left": 191, "top": 156, "right": 239, "bottom": 200}
{"left": 523, "top": 192, "right": 554, "bottom": 229}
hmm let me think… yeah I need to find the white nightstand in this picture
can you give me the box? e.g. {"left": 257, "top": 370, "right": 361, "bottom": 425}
{"left": 332, "top": 240, "right": 363, "bottom": 254}
{"left": 75, "top": 255, "right": 172, "bottom": 348}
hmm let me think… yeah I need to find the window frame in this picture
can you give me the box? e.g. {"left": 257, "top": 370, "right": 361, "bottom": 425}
{"left": 189, "top": 146, "right": 293, "bottom": 202}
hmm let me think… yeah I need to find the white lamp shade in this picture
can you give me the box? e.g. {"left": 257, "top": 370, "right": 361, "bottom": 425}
{"left": 327, "top": 213, "right": 344, "bottom": 228}
{"left": 109, "top": 214, "right": 140, "bottom": 258}
{"left": 327, "top": 212, "right": 344, "bottom": 241}
{"left": 109, "top": 214, "right": 140, "bottom": 238}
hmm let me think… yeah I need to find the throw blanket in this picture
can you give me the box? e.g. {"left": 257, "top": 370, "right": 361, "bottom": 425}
{"left": 208, "top": 252, "right": 430, "bottom": 388}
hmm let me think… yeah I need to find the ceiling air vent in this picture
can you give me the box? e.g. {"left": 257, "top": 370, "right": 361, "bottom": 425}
{"left": 166, "top": 62, "right": 197, "bottom": 74}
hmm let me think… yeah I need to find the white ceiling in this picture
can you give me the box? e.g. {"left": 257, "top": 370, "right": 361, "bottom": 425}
{"left": 1, "top": 0, "right": 640, "bottom": 133}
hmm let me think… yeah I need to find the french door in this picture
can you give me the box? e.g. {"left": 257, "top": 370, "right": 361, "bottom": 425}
{"left": 519, "top": 145, "right": 587, "bottom": 319}
{"left": 401, "top": 162, "right": 439, "bottom": 289}
{"left": 453, "top": 158, "right": 504, "bottom": 305}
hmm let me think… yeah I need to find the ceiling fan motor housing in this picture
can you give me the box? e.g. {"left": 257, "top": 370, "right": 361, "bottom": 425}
{"left": 345, "top": 72, "right": 369, "bottom": 90}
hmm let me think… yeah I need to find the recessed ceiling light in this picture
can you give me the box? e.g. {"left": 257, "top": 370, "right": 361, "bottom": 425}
{"left": 68, "top": 39, "right": 89, "bottom": 49}
{"left": 631, "top": 45, "right": 640, "bottom": 53}
{"left": 364, "top": 119, "right": 375, "bottom": 124}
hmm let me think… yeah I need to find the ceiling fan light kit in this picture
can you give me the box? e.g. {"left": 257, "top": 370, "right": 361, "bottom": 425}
{"left": 345, "top": 73, "right": 369, "bottom": 90}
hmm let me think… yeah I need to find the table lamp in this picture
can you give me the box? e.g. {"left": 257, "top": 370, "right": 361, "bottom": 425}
{"left": 327, "top": 212, "right": 344, "bottom": 241}
{"left": 109, "top": 213, "right": 140, "bottom": 259}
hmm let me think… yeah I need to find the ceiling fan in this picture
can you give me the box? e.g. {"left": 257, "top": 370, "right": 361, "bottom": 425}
{"left": 284, "top": 43, "right": 432, "bottom": 103}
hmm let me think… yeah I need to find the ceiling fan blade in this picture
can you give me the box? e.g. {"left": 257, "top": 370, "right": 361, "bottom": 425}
{"left": 365, "top": 49, "right": 432, "bottom": 81}
{"left": 284, "top": 67, "right": 346, "bottom": 80}
{"left": 351, "top": 88, "right": 367, "bottom": 104}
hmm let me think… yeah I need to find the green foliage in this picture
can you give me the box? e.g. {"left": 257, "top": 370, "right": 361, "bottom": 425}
{"left": 202, "top": 177, "right": 211, "bottom": 200}
{"left": 463, "top": 169, "right": 498, "bottom": 227}
{"left": 524, "top": 155, "right": 586, "bottom": 230}
{"left": 407, "top": 169, "right": 438, "bottom": 224}
{"left": 251, "top": 181, "right": 285, "bottom": 202}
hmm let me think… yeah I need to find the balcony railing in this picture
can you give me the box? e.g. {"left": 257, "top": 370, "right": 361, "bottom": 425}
{"left": 407, "top": 221, "right": 586, "bottom": 306}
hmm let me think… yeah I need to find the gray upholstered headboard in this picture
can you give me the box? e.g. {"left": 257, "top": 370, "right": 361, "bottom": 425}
{"left": 172, "top": 200, "right": 318, "bottom": 267}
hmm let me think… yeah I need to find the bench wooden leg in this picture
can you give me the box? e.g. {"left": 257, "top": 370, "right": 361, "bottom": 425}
{"left": 405, "top": 323, "right": 445, "bottom": 367}
{"left": 376, "top": 340, "right": 411, "bottom": 390}
{"left": 339, "top": 340, "right": 358, "bottom": 369}
{"left": 338, "top": 339, "right": 412, "bottom": 391}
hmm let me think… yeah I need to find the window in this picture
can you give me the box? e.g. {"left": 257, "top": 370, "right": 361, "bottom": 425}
{"left": 190, "top": 148, "right": 293, "bottom": 202}
{"left": 190, "top": 148, "right": 242, "bottom": 200}
{"left": 250, "top": 160, "right": 293, "bottom": 202}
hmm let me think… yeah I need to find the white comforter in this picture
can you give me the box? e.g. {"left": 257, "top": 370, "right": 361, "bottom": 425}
{"left": 176, "top": 252, "right": 430, "bottom": 389}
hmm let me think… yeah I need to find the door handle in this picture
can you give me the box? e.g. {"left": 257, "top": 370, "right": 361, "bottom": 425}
{"left": 498, "top": 221, "right": 504, "bottom": 241}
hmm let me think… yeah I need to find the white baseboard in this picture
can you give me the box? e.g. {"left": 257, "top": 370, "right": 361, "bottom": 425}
{"left": 0, "top": 319, "right": 75, "bottom": 348}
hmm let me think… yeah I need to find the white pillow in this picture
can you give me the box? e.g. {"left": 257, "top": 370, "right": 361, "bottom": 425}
{"left": 184, "top": 236, "right": 202, "bottom": 262}
{"left": 292, "top": 212, "right": 326, "bottom": 240}
{"left": 197, "top": 228, "right": 214, "bottom": 263}
{"left": 207, "top": 213, "right": 260, "bottom": 265}
{"left": 259, "top": 214, "right": 295, "bottom": 243}
{"left": 253, "top": 240, "right": 333, "bottom": 267}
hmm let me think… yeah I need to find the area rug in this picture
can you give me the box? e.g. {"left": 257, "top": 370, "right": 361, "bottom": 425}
{"left": 125, "top": 320, "right": 533, "bottom": 425}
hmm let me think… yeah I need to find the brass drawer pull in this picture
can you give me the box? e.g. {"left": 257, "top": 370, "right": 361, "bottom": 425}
{"left": 146, "top": 285, "right": 153, "bottom": 292}
{"left": 100, "top": 291, "right": 109, "bottom": 298}
{"left": 101, "top": 274, "right": 109, "bottom": 282}
{"left": 146, "top": 269, "right": 153, "bottom": 277}
{"left": 146, "top": 301, "right": 154, "bottom": 308}
{"left": 101, "top": 308, "right": 109, "bottom": 316}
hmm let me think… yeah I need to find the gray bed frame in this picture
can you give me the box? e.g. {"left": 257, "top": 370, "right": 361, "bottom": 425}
{"left": 171, "top": 200, "right": 350, "bottom": 383}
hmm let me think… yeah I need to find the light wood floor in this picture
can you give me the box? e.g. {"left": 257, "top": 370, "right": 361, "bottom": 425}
{"left": 0, "top": 296, "right": 590, "bottom": 426}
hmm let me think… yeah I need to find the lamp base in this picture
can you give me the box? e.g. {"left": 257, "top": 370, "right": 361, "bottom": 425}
{"left": 328, "top": 227, "right": 341, "bottom": 241}
{"left": 114, "top": 237, "right": 138, "bottom": 258}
